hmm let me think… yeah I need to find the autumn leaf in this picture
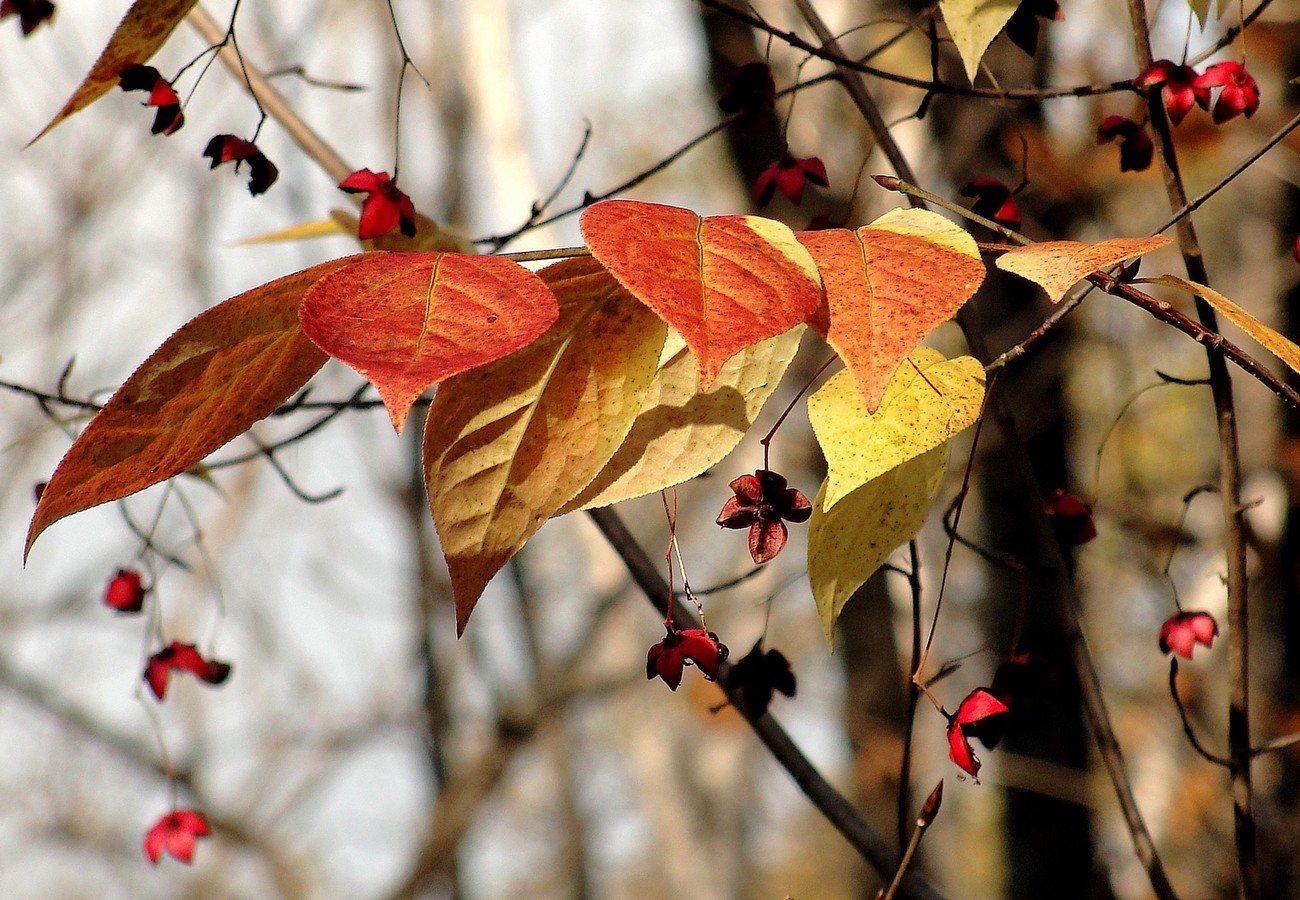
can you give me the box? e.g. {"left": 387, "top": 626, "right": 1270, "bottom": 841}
{"left": 808, "top": 348, "right": 983, "bottom": 510}
{"left": 1147, "top": 275, "right": 1300, "bottom": 375}
{"left": 798, "top": 208, "right": 984, "bottom": 411}
{"left": 299, "top": 251, "right": 560, "bottom": 432}
{"left": 580, "top": 199, "right": 821, "bottom": 388}
{"left": 560, "top": 326, "right": 804, "bottom": 512}
{"left": 939, "top": 0, "right": 1020, "bottom": 82}
{"left": 809, "top": 446, "right": 948, "bottom": 648}
{"left": 30, "top": 0, "right": 199, "bottom": 144}
{"left": 423, "top": 257, "right": 667, "bottom": 633}
{"left": 1186, "top": 0, "right": 1227, "bottom": 28}
{"left": 25, "top": 258, "right": 354, "bottom": 559}
{"left": 239, "top": 219, "right": 350, "bottom": 246}
{"left": 996, "top": 236, "right": 1171, "bottom": 303}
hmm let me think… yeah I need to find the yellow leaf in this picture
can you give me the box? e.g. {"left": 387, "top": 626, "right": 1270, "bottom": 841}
{"left": 423, "top": 257, "right": 668, "bottom": 633}
{"left": 996, "top": 236, "right": 1171, "bottom": 303}
{"left": 1186, "top": 0, "right": 1227, "bottom": 28}
{"left": 1148, "top": 275, "right": 1300, "bottom": 375}
{"left": 560, "top": 326, "right": 804, "bottom": 512}
{"left": 809, "top": 446, "right": 948, "bottom": 649}
{"left": 938, "top": 0, "right": 1020, "bottom": 82}
{"left": 238, "top": 220, "right": 349, "bottom": 246}
{"left": 808, "top": 348, "right": 983, "bottom": 510}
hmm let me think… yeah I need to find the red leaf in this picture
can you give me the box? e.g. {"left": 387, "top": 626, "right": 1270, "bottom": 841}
{"left": 299, "top": 252, "right": 560, "bottom": 431}
{"left": 797, "top": 209, "right": 985, "bottom": 411}
{"left": 581, "top": 200, "right": 821, "bottom": 388}
{"left": 26, "top": 258, "right": 353, "bottom": 559}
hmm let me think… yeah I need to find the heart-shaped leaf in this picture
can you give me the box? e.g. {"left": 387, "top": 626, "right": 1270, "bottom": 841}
{"left": 581, "top": 199, "right": 821, "bottom": 388}
{"left": 299, "top": 251, "right": 559, "bottom": 432}
{"left": 798, "top": 208, "right": 984, "bottom": 411}
{"left": 939, "top": 0, "right": 1020, "bottom": 82}
{"left": 808, "top": 348, "right": 983, "bottom": 510}
{"left": 809, "top": 446, "right": 948, "bottom": 649}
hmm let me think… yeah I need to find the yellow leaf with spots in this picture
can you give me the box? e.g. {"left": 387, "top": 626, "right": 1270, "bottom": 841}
{"left": 423, "top": 257, "right": 668, "bottom": 633}
{"left": 561, "top": 325, "right": 804, "bottom": 512}
{"left": 809, "top": 446, "right": 948, "bottom": 649}
{"left": 581, "top": 200, "right": 821, "bottom": 388}
{"left": 996, "top": 236, "right": 1171, "bottom": 303}
{"left": 809, "top": 348, "right": 983, "bottom": 510}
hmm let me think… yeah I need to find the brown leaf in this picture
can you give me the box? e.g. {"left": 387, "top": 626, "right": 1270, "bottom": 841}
{"left": 31, "top": 0, "right": 199, "bottom": 144}
{"left": 423, "top": 257, "right": 666, "bottom": 632}
{"left": 26, "top": 258, "right": 353, "bottom": 558}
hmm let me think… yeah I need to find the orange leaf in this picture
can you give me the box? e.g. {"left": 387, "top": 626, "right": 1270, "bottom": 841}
{"left": 798, "top": 208, "right": 985, "bottom": 411}
{"left": 423, "top": 257, "right": 667, "bottom": 632}
{"left": 996, "top": 236, "right": 1172, "bottom": 303}
{"left": 30, "top": 0, "right": 199, "bottom": 144}
{"left": 580, "top": 199, "right": 821, "bottom": 388}
{"left": 299, "top": 252, "right": 560, "bottom": 432}
{"left": 25, "top": 258, "right": 352, "bottom": 559}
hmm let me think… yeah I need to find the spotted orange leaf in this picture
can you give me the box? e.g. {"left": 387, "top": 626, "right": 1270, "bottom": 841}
{"left": 996, "top": 236, "right": 1172, "bottom": 303}
{"left": 31, "top": 0, "right": 200, "bottom": 144}
{"left": 299, "top": 252, "right": 559, "bottom": 432}
{"left": 423, "top": 257, "right": 667, "bottom": 632}
{"left": 798, "top": 208, "right": 984, "bottom": 411}
{"left": 580, "top": 199, "right": 821, "bottom": 388}
{"left": 25, "top": 257, "right": 354, "bottom": 559}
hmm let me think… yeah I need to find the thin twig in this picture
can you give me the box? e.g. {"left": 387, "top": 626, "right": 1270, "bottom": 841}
{"left": 1169, "top": 659, "right": 1232, "bottom": 766}
{"left": 699, "top": 0, "right": 1136, "bottom": 101}
{"left": 1126, "top": 0, "right": 1257, "bottom": 890}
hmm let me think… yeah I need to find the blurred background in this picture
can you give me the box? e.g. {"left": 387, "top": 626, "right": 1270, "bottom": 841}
{"left": 1, "top": 0, "right": 1298, "bottom": 896}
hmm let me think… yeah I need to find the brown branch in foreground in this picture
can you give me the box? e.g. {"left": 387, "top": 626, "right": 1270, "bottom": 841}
{"left": 790, "top": 2, "right": 1179, "bottom": 897}
{"left": 1126, "top": 0, "right": 1257, "bottom": 892}
{"left": 586, "top": 508, "right": 944, "bottom": 900}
